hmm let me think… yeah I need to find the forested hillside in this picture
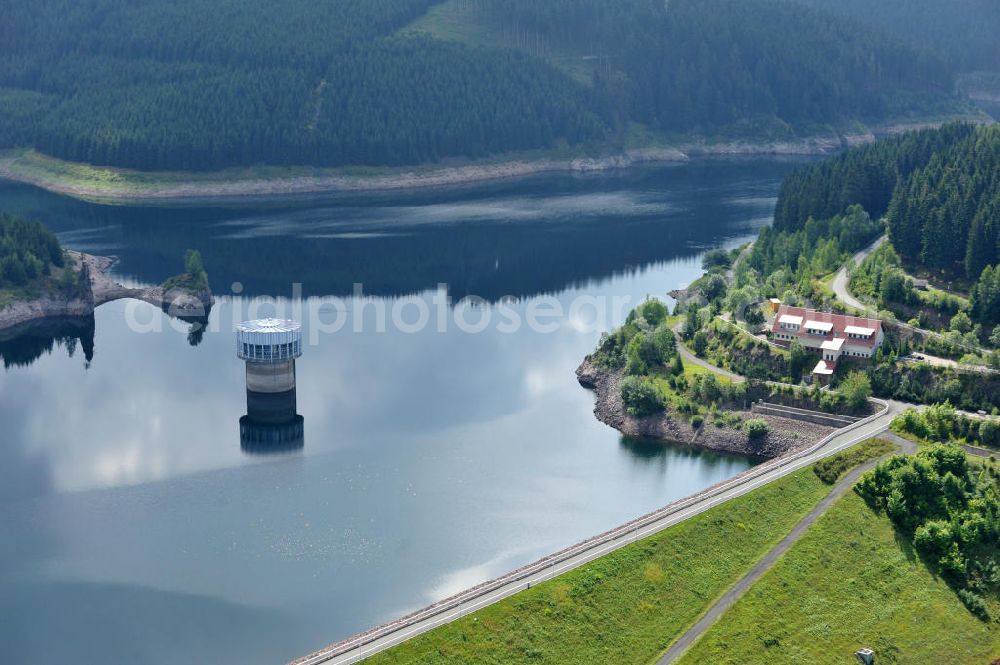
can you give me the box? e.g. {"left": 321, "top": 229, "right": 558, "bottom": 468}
{"left": 0, "top": 0, "right": 959, "bottom": 171}
{"left": 470, "top": 0, "right": 954, "bottom": 133}
{"left": 773, "top": 124, "right": 977, "bottom": 233}
{"left": 773, "top": 123, "right": 1000, "bottom": 325}
{"left": 888, "top": 129, "right": 1000, "bottom": 280}
{"left": 0, "top": 213, "right": 65, "bottom": 290}
{"left": 0, "top": 0, "right": 601, "bottom": 170}
{"left": 798, "top": 0, "right": 1000, "bottom": 73}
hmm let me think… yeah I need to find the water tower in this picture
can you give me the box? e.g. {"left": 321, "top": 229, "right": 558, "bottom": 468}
{"left": 236, "top": 318, "right": 304, "bottom": 452}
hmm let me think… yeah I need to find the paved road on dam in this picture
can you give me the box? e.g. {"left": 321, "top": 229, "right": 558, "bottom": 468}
{"left": 290, "top": 399, "right": 905, "bottom": 665}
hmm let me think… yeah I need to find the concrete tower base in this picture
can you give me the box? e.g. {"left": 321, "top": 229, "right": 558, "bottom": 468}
{"left": 246, "top": 359, "right": 296, "bottom": 394}
{"left": 246, "top": 388, "right": 298, "bottom": 425}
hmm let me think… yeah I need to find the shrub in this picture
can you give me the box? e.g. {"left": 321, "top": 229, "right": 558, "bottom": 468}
{"left": 653, "top": 324, "right": 676, "bottom": 358}
{"left": 913, "top": 520, "right": 954, "bottom": 558}
{"left": 630, "top": 299, "right": 668, "bottom": 327}
{"left": 812, "top": 438, "right": 894, "bottom": 484}
{"left": 978, "top": 419, "right": 1000, "bottom": 448}
{"left": 683, "top": 303, "right": 702, "bottom": 339}
{"left": 621, "top": 376, "right": 665, "bottom": 417}
{"left": 950, "top": 311, "right": 973, "bottom": 334}
{"left": 744, "top": 306, "right": 765, "bottom": 326}
{"left": 924, "top": 402, "right": 959, "bottom": 441}
{"left": 819, "top": 390, "right": 846, "bottom": 413}
{"left": 625, "top": 322, "right": 677, "bottom": 375}
{"left": 958, "top": 590, "right": 990, "bottom": 621}
{"left": 744, "top": 418, "right": 769, "bottom": 441}
{"left": 838, "top": 370, "right": 872, "bottom": 412}
{"left": 892, "top": 408, "right": 930, "bottom": 439}
{"left": 788, "top": 340, "right": 811, "bottom": 380}
{"left": 700, "top": 273, "right": 728, "bottom": 302}
{"left": 692, "top": 331, "right": 708, "bottom": 357}
{"left": 702, "top": 248, "right": 731, "bottom": 271}
{"left": 990, "top": 324, "right": 1000, "bottom": 348}
{"left": 163, "top": 249, "right": 209, "bottom": 293}
{"left": 938, "top": 542, "right": 967, "bottom": 584}
{"left": 670, "top": 353, "right": 684, "bottom": 376}
{"left": 626, "top": 335, "right": 649, "bottom": 376}
{"left": 854, "top": 442, "right": 1000, "bottom": 611}
{"left": 691, "top": 415, "right": 704, "bottom": 428}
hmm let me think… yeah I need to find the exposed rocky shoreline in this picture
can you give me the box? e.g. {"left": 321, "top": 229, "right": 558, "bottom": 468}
{"left": 0, "top": 119, "right": 977, "bottom": 204}
{"left": 0, "top": 251, "right": 213, "bottom": 334}
{"left": 576, "top": 357, "right": 834, "bottom": 459}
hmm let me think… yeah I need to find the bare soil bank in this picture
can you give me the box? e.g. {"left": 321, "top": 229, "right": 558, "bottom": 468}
{"left": 0, "top": 123, "right": 956, "bottom": 204}
{"left": 576, "top": 357, "right": 834, "bottom": 459}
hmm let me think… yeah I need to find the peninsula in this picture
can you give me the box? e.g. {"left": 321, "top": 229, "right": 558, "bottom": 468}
{"left": 0, "top": 214, "right": 213, "bottom": 334}
{"left": 576, "top": 296, "right": 874, "bottom": 460}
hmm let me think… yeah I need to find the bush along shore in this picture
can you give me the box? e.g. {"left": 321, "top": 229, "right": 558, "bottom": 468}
{"left": 0, "top": 216, "right": 214, "bottom": 334}
{"left": 575, "top": 299, "right": 861, "bottom": 459}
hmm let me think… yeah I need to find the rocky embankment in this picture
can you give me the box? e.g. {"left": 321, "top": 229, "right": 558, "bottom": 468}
{"left": 0, "top": 251, "right": 213, "bottom": 334}
{"left": 0, "top": 290, "right": 94, "bottom": 333}
{"left": 77, "top": 251, "right": 213, "bottom": 316}
{"left": 576, "top": 357, "right": 833, "bottom": 459}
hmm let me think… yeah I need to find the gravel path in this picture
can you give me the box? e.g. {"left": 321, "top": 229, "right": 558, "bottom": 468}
{"left": 656, "top": 434, "right": 916, "bottom": 664}
{"left": 881, "top": 430, "right": 996, "bottom": 460}
{"left": 828, "top": 236, "right": 998, "bottom": 372}
{"left": 678, "top": 335, "right": 746, "bottom": 383}
{"left": 831, "top": 234, "right": 885, "bottom": 313}
{"left": 671, "top": 321, "right": 746, "bottom": 383}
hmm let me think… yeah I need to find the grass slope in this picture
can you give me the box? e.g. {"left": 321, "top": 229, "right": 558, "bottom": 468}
{"left": 400, "top": 0, "right": 599, "bottom": 83}
{"left": 676, "top": 491, "right": 1000, "bottom": 664}
{"left": 364, "top": 468, "right": 830, "bottom": 665}
{"left": 402, "top": 0, "right": 504, "bottom": 48}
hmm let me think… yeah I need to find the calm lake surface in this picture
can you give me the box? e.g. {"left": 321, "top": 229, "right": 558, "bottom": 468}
{"left": 0, "top": 158, "right": 806, "bottom": 664}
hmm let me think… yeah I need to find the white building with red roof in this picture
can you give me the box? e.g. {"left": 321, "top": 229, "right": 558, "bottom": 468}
{"left": 770, "top": 305, "right": 884, "bottom": 377}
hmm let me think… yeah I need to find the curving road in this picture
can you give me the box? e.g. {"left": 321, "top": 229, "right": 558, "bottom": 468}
{"left": 671, "top": 321, "right": 747, "bottom": 383}
{"left": 291, "top": 400, "right": 904, "bottom": 665}
{"left": 831, "top": 234, "right": 886, "bottom": 314}
{"left": 829, "top": 235, "right": 995, "bottom": 369}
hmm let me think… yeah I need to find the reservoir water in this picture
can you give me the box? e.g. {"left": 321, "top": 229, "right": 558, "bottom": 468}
{"left": 0, "top": 158, "right": 806, "bottom": 664}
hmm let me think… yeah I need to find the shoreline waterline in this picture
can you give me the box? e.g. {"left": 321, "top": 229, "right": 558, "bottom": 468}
{"left": 0, "top": 157, "right": 833, "bottom": 664}
{"left": 0, "top": 119, "right": 969, "bottom": 205}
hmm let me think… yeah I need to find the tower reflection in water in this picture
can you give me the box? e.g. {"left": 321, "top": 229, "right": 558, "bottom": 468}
{"left": 236, "top": 318, "right": 305, "bottom": 455}
{"left": 239, "top": 413, "right": 304, "bottom": 455}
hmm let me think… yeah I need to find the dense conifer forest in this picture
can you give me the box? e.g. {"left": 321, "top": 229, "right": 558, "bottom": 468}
{"left": 0, "top": 213, "right": 65, "bottom": 290}
{"left": 799, "top": 0, "right": 1000, "bottom": 73}
{"left": 773, "top": 123, "right": 1000, "bottom": 325}
{"left": 773, "top": 124, "right": 977, "bottom": 233}
{"left": 478, "top": 0, "right": 954, "bottom": 132}
{"left": 0, "top": 0, "right": 961, "bottom": 171}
